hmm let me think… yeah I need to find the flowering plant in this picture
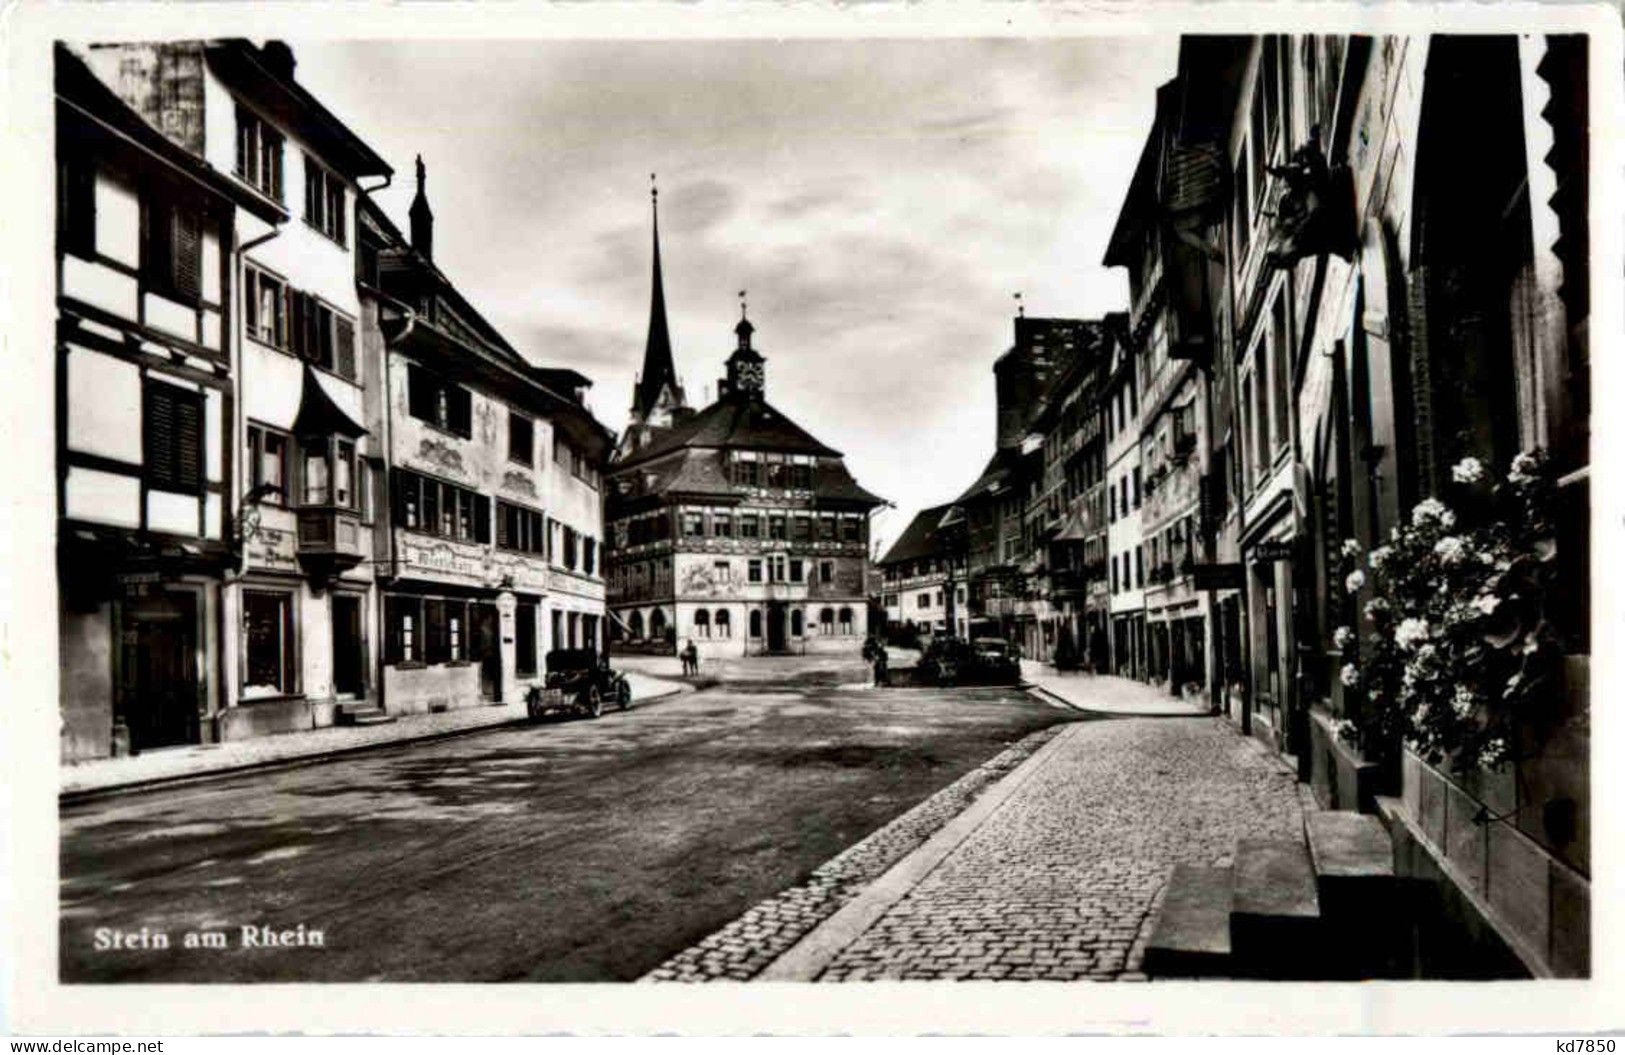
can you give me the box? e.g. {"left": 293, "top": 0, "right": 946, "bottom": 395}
{"left": 1330, "top": 450, "right": 1562, "bottom": 771}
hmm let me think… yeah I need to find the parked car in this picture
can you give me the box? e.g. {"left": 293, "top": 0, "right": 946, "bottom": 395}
{"left": 969, "top": 637, "right": 1022, "bottom": 683}
{"left": 526, "top": 649, "right": 632, "bottom": 720}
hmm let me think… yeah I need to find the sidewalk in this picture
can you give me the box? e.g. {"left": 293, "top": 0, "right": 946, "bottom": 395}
{"left": 1021, "top": 661, "right": 1210, "bottom": 717}
{"left": 60, "top": 670, "right": 687, "bottom": 799}
{"left": 673, "top": 707, "right": 1304, "bottom": 982}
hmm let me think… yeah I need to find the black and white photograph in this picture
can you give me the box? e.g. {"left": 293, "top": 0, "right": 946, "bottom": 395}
{"left": 3, "top": 0, "right": 1619, "bottom": 1038}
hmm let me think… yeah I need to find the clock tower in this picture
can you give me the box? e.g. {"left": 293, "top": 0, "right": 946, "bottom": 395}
{"left": 722, "top": 306, "right": 765, "bottom": 399}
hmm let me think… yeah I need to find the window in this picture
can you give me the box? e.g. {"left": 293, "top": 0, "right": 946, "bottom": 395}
{"left": 244, "top": 267, "right": 286, "bottom": 348}
{"left": 682, "top": 512, "right": 705, "bottom": 538}
{"left": 790, "top": 609, "right": 804, "bottom": 637}
{"left": 333, "top": 440, "right": 355, "bottom": 507}
{"left": 1270, "top": 297, "right": 1292, "bottom": 456}
{"left": 246, "top": 424, "right": 288, "bottom": 505}
{"left": 1234, "top": 142, "right": 1252, "bottom": 259}
{"left": 935, "top": 589, "right": 944, "bottom": 607}
{"left": 789, "top": 559, "right": 804, "bottom": 583}
{"left": 303, "top": 155, "right": 346, "bottom": 245}
{"left": 820, "top": 608, "right": 835, "bottom": 634}
{"left": 793, "top": 515, "right": 813, "bottom": 541}
{"left": 553, "top": 433, "right": 568, "bottom": 467}
{"left": 235, "top": 105, "right": 284, "bottom": 201}
{"left": 562, "top": 526, "right": 578, "bottom": 570}
{"left": 819, "top": 560, "right": 834, "bottom": 584}
{"left": 1136, "top": 547, "right": 1145, "bottom": 587}
{"left": 839, "top": 607, "right": 854, "bottom": 635}
{"left": 1109, "top": 484, "right": 1117, "bottom": 522}
{"left": 819, "top": 515, "right": 837, "bottom": 541}
{"left": 749, "top": 610, "right": 763, "bottom": 638}
{"left": 739, "top": 514, "right": 761, "bottom": 539}
{"left": 583, "top": 537, "right": 596, "bottom": 576}
{"left": 515, "top": 600, "right": 538, "bottom": 675}
{"left": 918, "top": 594, "right": 931, "bottom": 610}
{"left": 714, "top": 561, "right": 732, "bottom": 582}
{"left": 407, "top": 364, "right": 472, "bottom": 438}
{"left": 841, "top": 517, "right": 862, "bottom": 543}
{"left": 497, "top": 500, "right": 546, "bottom": 554}
{"left": 393, "top": 468, "right": 490, "bottom": 543}
{"left": 144, "top": 378, "right": 204, "bottom": 495}
{"left": 768, "top": 555, "right": 788, "bottom": 583}
{"left": 385, "top": 595, "right": 420, "bottom": 664}
{"left": 713, "top": 512, "right": 733, "bottom": 538}
{"left": 748, "top": 559, "right": 763, "bottom": 583}
{"left": 243, "top": 590, "right": 296, "bottom": 695}
{"left": 1133, "top": 468, "right": 1142, "bottom": 509}
{"left": 768, "top": 514, "right": 787, "bottom": 540}
{"left": 694, "top": 609, "right": 711, "bottom": 639}
{"left": 142, "top": 197, "right": 203, "bottom": 304}
{"left": 58, "top": 159, "right": 96, "bottom": 259}
{"left": 715, "top": 609, "right": 731, "bottom": 638}
{"left": 509, "top": 413, "right": 534, "bottom": 465}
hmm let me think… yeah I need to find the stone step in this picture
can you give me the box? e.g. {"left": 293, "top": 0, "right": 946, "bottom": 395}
{"left": 334, "top": 705, "right": 396, "bottom": 727}
{"left": 1230, "top": 838, "right": 1323, "bottom": 979}
{"left": 1143, "top": 865, "right": 1234, "bottom": 978}
{"left": 1304, "top": 809, "right": 1410, "bottom": 979}
{"left": 1305, "top": 809, "right": 1394, "bottom": 884}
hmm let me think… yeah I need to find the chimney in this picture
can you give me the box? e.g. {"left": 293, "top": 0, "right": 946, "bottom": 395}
{"left": 409, "top": 155, "right": 434, "bottom": 261}
{"left": 260, "top": 40, "right": 296, "bottom": 81}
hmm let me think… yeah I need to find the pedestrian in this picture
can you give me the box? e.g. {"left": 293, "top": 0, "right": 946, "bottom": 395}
{"left": 682, "top": 639, "right": 699, "bottom": 677}
{"left": 871, "top": 643, "right": 889, "bottom": 687}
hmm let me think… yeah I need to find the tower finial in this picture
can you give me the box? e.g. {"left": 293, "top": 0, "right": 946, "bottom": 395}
{"left": 650, "top": 172, "right": 658, "bottom": 208}
{"left": 1014, "top": 291, "right": 1024, "bottom": 318}
{"left": 739, "top": 289, "right": 748, "bottom": 320}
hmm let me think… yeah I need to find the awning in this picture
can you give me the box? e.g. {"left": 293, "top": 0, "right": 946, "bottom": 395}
{"left": 291, "top": 366, "right": 367, "bottom": 438}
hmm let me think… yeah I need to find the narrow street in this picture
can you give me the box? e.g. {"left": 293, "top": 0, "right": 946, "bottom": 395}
{"left": 60, "top": 658, "right": 1063, "bottom": 983}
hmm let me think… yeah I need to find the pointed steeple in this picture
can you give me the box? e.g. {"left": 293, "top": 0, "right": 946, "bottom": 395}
{"left": 632, "top": 175, "right": 686, "bottom": 422}
{"left": 409, "top": 155, "right": 434, "bottom": 261}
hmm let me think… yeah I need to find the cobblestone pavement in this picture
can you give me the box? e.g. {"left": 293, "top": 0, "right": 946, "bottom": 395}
{"left": 641, "top": 723, "right": 1071, "bottom": 982}
{"left": 817, "top": 715, "right": 1305, "bottom": 981}
{"left": 1021, "top": 663, "right": 1211, "bottom": 717}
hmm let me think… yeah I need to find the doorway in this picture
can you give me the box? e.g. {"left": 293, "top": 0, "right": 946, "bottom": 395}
{"left": 472, "top": 602, "right": 500, "bottom": 701}
{"left": 767, "top": 602, "right": 787, "bottom": 653}
{"left": 120, "top": 588, "right": 200, "bottom": 752}
{"left": 331, "top": 593, "right": 364, "bottom": 697}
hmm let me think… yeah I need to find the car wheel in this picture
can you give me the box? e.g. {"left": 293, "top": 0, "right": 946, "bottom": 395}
{"left": 617, "top": 681, "right": 632, "bottom": 711}
{"left": 583, "top": 684, "right": 603, "bottom": 719}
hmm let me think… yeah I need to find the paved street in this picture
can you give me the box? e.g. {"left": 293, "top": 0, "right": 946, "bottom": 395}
{"left": 814, "top": 715, "right": 1305, "bottom": 981}
{"left": 60, "top": 657, "right": 1062, "bottom": 983}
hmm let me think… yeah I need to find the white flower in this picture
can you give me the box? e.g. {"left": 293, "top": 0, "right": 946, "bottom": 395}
{"left": 1368, "top": 546, "right": 1392, "bottom": 569}
{"left": 1340, "top": 663, "right": 1361, "bottom": 688}
{"left": 1471, "top": 594, "right": 1501, "bottom": 616}
{"left": 1345, "top": 570, "right": 1367, "bottom": 594}
{"left": 1340, "top": 539, "right": 1362, "bottom": 559}
{"left": 1434, "top": 536, "right": 1467, "bottom": 565}
{"left": 1364, "top": 598, "right": 1391, "bottom": 619}
{"left": 1411, "top": 498, "right": 1456, "bottom": 530}
{"left": 1333, "top": 625, "right": 1355, "bottom": 650}
{"left": 1414, "top": 643, "right": 1439, "bottom": 667}
{"left": 1395, "top": 617, "right": 1432, "bottom": 650}
{"left": 1450, "top": 457, "right": 1486, "bottom": 484}
{"left": 1414, "top": 701, "right": 1432, "bottom": 724}
{"left": 1508, "top": 452, "right": 1540, "bottom": 485}
{"left": 1452, "top": 686, "right": 1476, "bottom": 718}
{"left": 1481, "top": 737, "right": 1509, "bottom": 766}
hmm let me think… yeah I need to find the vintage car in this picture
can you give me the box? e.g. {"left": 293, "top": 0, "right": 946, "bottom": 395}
{"left": 969, "top": 637, "right": 1023, "bottom": 683}
{"left": 525, "top": 648, "right": 633, "bottom": 720}
{"left": 920, "top": 634, "right": 1023, "bottom": 687}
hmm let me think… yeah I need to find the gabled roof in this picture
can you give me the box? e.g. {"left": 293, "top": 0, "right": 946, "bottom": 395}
{"left": 954, "top": 448, "right": 1021, "bottom": 505}
{"left": 878, "top": 503, "right": 956, "bottom": 566}
{"left": 617, "top": 389, "right": 840, "bottom": 468}
{"left": 619, "top": 448, "right": 882, "bottom": 507}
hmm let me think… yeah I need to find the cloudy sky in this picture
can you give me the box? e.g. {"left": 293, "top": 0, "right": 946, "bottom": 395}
{"left": 293, "top": 37, "right": 1178, "bottom": 550}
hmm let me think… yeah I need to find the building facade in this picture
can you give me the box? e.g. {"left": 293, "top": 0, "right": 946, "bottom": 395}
{"left": 607, "top": 313, "right": 885, "bottom": 657}
{"left": 1102, "top": 317, "right": 1148, "bottom": 679}
{"left": 876, "top": 504, "right": 966, "bottom": 640}
{"left": 55, "top": 44, "right": 285, "bottom": 761}
{"left": 361, "top": 167, "right": 612, "bottom": 714}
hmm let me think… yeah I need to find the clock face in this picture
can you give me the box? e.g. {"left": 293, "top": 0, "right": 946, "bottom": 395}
{"left": 737, "top": 361, "right": 764, "bottom": 389}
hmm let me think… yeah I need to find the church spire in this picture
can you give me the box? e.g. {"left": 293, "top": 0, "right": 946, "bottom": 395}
{"left": 632, "top": 174, "right": 685, "bottom": 422}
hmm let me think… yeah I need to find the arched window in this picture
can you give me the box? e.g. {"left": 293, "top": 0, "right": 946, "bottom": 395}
{"left": 749, "top": 609, "right": 763, "bottom": 638}
{"left": 628, "top": 610, "right": 644, "bottom": 639}
{"left": 839, "top": 607, "right": 855, "bottom": 635}
{"left": 715, "top": 609, "right": 731, "bottom": 638}
{"left": 693, "top": 608, "right": 710, "bottom": 638}
{"left": 791, "top": 609, "right": 804, "bottom": 637}
{"left": 651, "top": 608, "right": 667, "bottom": 641}
{"left": 819, "top": 608, "right": 835, "bottom": 633}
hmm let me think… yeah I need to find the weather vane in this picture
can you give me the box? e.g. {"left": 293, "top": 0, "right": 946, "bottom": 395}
{"left": 739, "top": 289, "right": 748, "bottom": 319}
{"left": 650, "top": 172, "right": 657, "bottom": 205}
{"left": 1014, "top": 291, "right": 1024, "bottom": 318}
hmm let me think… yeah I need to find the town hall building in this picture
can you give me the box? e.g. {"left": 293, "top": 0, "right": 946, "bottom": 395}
{"left": 606, "top": 192, "right": 885, "bottom": 657}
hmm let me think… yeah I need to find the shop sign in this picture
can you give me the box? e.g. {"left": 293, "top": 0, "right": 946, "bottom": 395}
{"left": 1250, "top": 540, "right": 1295, "bottom": 563}
{"left": 1192, "top": 562, "right": 1245, "bottom": 591}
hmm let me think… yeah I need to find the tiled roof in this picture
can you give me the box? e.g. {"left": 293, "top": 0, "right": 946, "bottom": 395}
{"left": 878, "top": 503, "right": 956, "bottom": 566}
{"left": 618, "top": 390, "right": 841, "bottom": 468}
{"left": 625, "top": 449, "right": 883, "bottom": 507}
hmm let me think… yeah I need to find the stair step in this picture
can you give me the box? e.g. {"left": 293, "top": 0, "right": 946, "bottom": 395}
{"left": 1230, "top": 838, "right": 1322, "bottom": 979}
{"left": 1305, "top": 810, "right": 1394, "bottom": 881}
{"left": 348, "top": 713, "right": 397, "bottom": 726}
{"left": 334, "top": 705, "right": 395, "bottom": 727}
{"left": 1143, "top": 865, "right": 1234, "bottom": 977}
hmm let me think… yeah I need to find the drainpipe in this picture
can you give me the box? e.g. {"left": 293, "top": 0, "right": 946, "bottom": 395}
{"left": 366, "top": 284, "right": 418, "bottom": 713}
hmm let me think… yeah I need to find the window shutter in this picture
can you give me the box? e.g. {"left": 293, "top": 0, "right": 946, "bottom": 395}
{"left": 145, "top": 381, "right": 202, "bottom": 494}
{"left": 335, "top": 316, "right": 355, "bottom": 380}
{"left": 170, "top": 205, "right": 201, "bottom": 301}
{"left": 61, "top": 162, "right": 96, "bottom": 258}
{"left": 304, "top": 154, "right": 319, "bottom": 222}
{"left": 146, "top": 383, "right": 177, "bottom": 489}
{"left": 496, "top": 502, "right": 510, "bottom": 548}
{"left": 1406, "top": 266, "right": 1438, "bottom": 499}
